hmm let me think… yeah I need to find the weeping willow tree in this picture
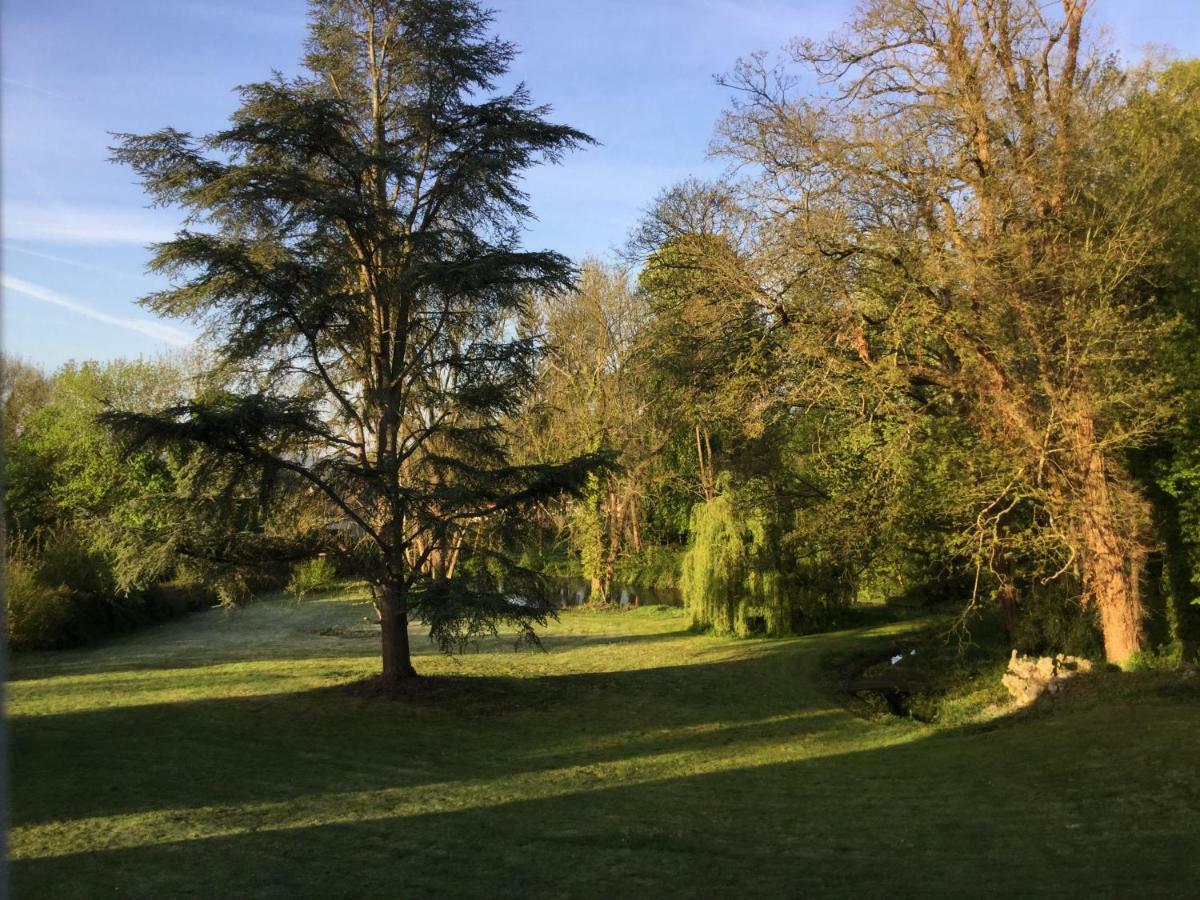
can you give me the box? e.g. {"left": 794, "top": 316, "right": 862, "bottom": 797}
{"left": 681, "top": 487, "right": 787, "bottom": 636}
{"left": 680, "top": 477, "right": 855, "bottom": 636}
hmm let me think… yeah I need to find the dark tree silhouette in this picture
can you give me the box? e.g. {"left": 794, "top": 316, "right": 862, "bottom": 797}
{"left": 110, "top": 0, "right": 608, "bottom": 686}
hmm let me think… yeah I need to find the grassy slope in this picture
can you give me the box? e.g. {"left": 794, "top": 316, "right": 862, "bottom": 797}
{"left": 9, "top": 591, "right": 1200, "bottom": 898}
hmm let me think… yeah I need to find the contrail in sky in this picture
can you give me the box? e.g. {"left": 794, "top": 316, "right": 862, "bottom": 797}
{"left": 4, "top": 244, "right": 143, "bottom": 280}
{"left": 3, "top": 274, "right": 192, "bottom": 347}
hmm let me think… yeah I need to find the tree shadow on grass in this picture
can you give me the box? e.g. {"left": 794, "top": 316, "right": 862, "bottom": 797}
{"left": 10, "top": 613, "right": 935, "bottom": 835}
{"left": 13, "top": 692, "right": 1200, "bottom": 899}
{"left": 10, "top": 641, "right": 856, "bottom": 827}
{"left": 8, "top": 618, "right": 695, "bottom": 682}
{"left": 15, "top": 600, "right": 1198, "bottom": 897}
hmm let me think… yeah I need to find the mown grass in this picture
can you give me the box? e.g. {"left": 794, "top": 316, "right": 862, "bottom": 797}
{"left": 9, "top": 588, "right": 1200, "bottom": 897}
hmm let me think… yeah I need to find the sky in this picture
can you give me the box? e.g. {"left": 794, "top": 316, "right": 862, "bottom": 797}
{"left": 4, "top": 0, "right": 1200, "bottom": 369}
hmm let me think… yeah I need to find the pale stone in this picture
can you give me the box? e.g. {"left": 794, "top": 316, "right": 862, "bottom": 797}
{"left": 1002, "top": 650, "right": 1094, "bottom": 707}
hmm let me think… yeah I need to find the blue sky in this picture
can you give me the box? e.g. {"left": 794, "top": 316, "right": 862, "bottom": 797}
{"left": 4, "top": 0, "right": 1199, "bottom": 369}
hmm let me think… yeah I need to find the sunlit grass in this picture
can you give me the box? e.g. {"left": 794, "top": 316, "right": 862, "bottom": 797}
{"left": 9, "top": 589, "right": 1200, "bottom": 897}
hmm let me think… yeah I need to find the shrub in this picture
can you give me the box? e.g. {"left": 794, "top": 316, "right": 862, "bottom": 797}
{"left": 5, "top": 560, "right": 75, "bottom": 650}
{"left": 36, "top": 533, "right": 116, "bottom": 599}
{"left": 1123, "top": 643, "right": 1185, "bottom": 671}
{"left": 147, "top": 579, "right": 218, "bottom": 616}
{"left": 6, "top": 534, "right": 123, "bottom": 647}
{"left": 7, "top": 534, "right": 216, "bottom": 650}
{"left": 286, "top": 556, "right": 338, "bottom": 600}
{"left": 1010, "top": 582, "right": 1104, "bottom": 659}
{"left": 213, "top": 571, "right": 255, "bottom": 608}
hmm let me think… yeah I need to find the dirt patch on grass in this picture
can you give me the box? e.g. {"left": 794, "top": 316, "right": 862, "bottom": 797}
{"left": 316, "top": 625, "right": 379, "bottom": 639}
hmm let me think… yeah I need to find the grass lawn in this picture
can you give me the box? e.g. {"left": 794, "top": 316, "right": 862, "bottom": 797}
{"left": 9, "top": 589, "right": 1200, "bottom": 897}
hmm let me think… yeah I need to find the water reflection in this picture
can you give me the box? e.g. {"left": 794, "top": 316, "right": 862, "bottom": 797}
{"left": 550, "top": 577, "right": 682, "bottom": 609}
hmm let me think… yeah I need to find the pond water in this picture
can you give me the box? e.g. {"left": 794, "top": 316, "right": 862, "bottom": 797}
{"left": 550, "top": 577, "right": 682, "bottom": 609}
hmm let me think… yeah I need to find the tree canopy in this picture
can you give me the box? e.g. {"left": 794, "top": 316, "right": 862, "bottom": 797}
{"left": 109, "top": 0, "right": 608, "bottom": 685}
{"left": 10, "top": 0, "right": 1200, "bottom": 675}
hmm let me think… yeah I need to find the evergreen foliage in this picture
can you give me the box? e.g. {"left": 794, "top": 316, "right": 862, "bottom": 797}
{"left": 107, "top": 0, "right": 607, "bottom": 683}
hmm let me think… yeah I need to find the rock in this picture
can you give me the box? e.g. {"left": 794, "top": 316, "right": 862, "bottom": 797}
{"left": 1002, "top": 650, "right": 1094, "bottom": 707}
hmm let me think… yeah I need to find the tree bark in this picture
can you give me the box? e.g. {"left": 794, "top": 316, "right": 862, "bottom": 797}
{"left": 603, "top": 484, "right": 621, "bottom": 598}
{"left": 629, "top": 493, "right": 642, "bottom": 553}
{"left": 995, "top": 562, "right": 1019, "bottom": 637}
{"left": 1072, "top": 422, "right": 1145, "bottom": 664}
{"left": 380, "top": 579, "right": 417, "bottom": 686}
{"left": 696, "top": 424, "right": 714, "bottom": 502}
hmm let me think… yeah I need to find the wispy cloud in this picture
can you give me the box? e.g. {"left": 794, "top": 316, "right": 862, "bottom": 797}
{"left": 1, "top": 76, "right": 70, "bottom": 102}
{"left": 3, "top": 203, "right": 175, "bottom": 246}
{"left": 3, "top": 275, "right": 192, "bottom": 347}
{"left": 3, "top": 244, "right": 144, "bottom": 280}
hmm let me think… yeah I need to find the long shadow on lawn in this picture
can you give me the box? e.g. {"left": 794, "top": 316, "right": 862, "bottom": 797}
{"left": 13, "top": 694, "right": 1200, "bottom": 899}
{"left": 10, "top": 642, "right": 858, "bottom": 829}
{"left": 7, "top": 624, "right": 698, "bottom": 681}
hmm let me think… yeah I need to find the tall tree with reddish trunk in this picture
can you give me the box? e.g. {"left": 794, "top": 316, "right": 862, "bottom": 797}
{"left": 715, "top": 0, "right": 1178, "bottom": 662}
